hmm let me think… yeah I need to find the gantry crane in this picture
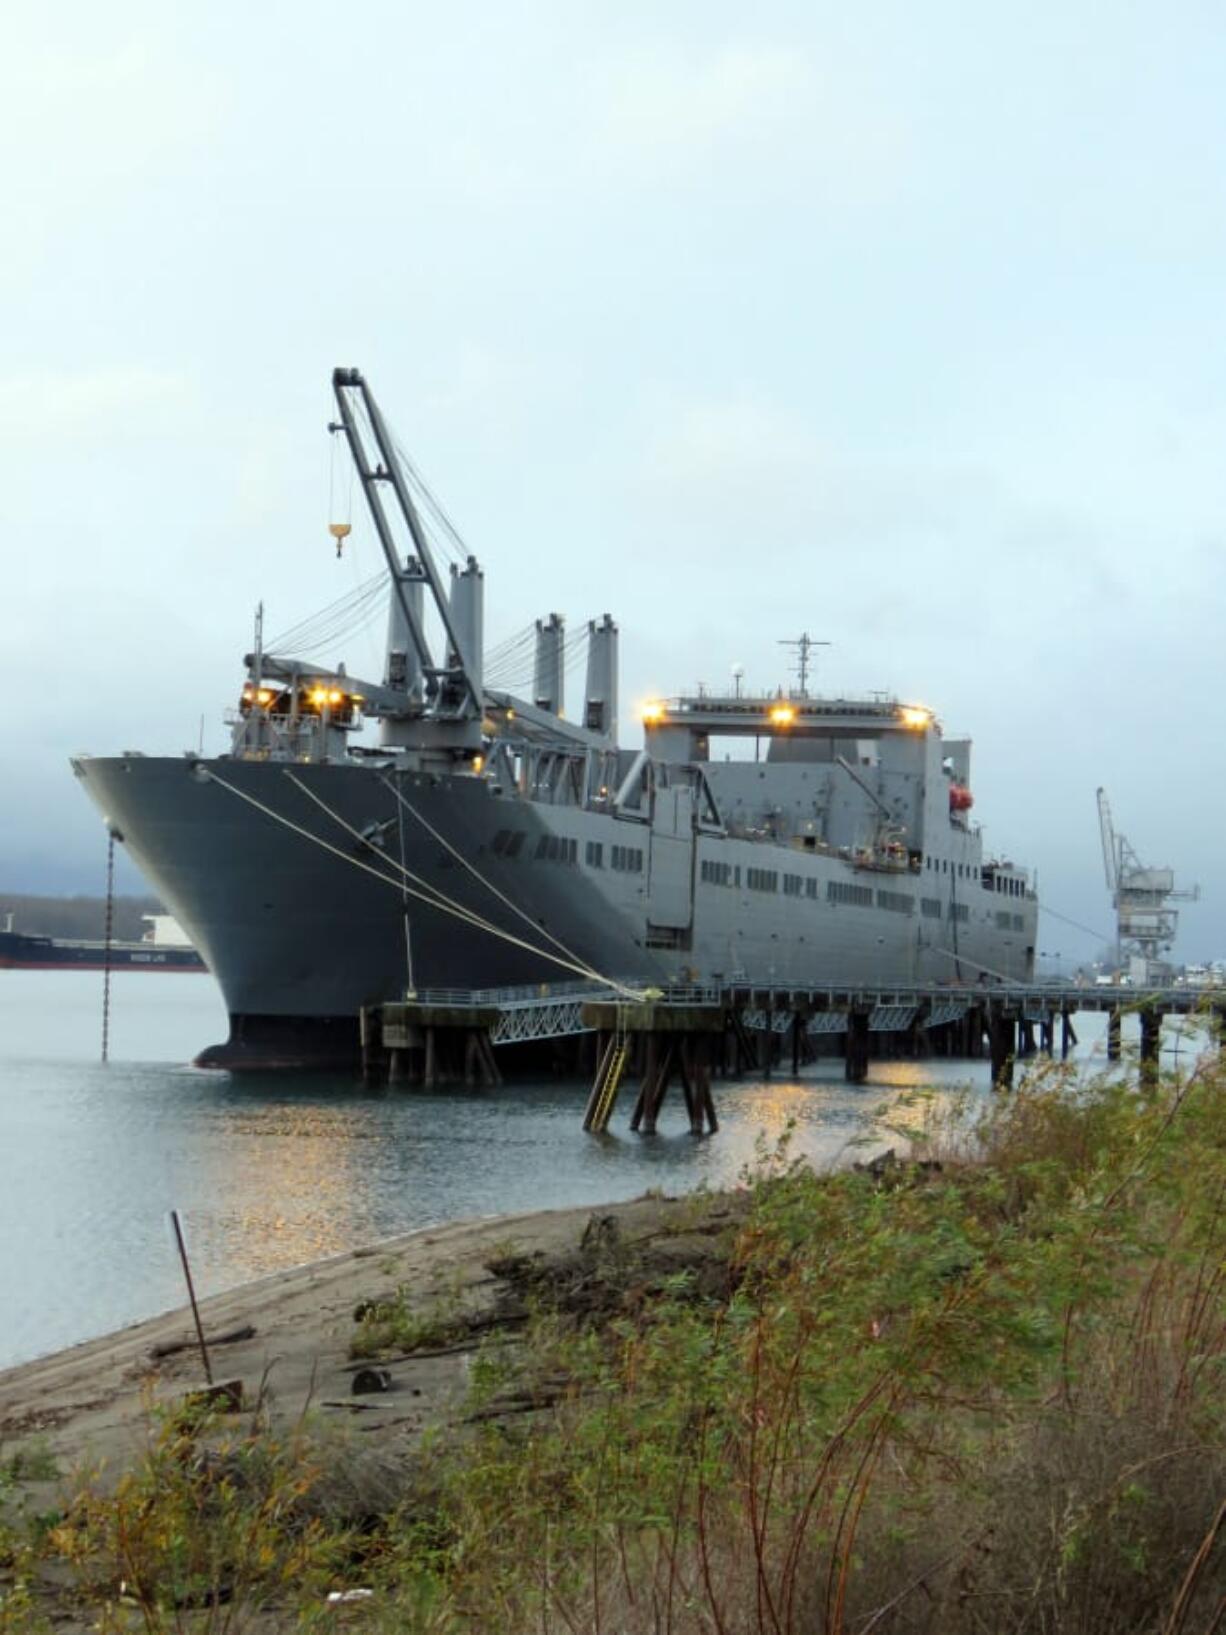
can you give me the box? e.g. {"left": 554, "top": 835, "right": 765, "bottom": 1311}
{"left": 1096, "top": 788, "right": 1197, "bottom": 982}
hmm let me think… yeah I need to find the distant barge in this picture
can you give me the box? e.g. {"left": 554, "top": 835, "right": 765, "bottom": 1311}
{"left": 0, "top": 928, "right": 206, "bottom": 972}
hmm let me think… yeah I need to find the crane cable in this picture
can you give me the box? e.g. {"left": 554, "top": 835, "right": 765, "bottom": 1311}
{"left": 199, "top": 766, "right": 634, "bottom": 993}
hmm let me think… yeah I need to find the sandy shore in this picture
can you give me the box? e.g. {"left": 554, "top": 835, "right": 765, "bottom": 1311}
{"left": 0, "top": 1193, "right": 691, "bottom": 1484}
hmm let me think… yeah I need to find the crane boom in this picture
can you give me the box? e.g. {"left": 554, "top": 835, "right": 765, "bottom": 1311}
{"left": 329, "top": 367, "right": 482, "bottom": 719}
{"left": 1096, "top": 787, "right": 1118, "bottom": 895}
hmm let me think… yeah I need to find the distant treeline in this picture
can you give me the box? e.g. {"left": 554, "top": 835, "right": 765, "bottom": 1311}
{"left": 0, "top": 893, "right": 165, "bottom": 943}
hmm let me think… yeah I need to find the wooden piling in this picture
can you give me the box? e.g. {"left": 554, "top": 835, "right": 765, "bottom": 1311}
{"left": 1139, "top": 1009, "right": 1161, "bottom": 1084}
{"left": 988, "top": 1011, "right": 1015, "bottom": 1089}
{"left": 583, "top": 1000, "right": 723, "bottom": 1135}
{"left": 845, "top": 1008, "right": 870, "bottom": 1083}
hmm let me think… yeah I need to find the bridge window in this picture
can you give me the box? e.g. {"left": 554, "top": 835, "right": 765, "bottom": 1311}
{"left": 805, "top": 878, "right": 819, "bottom": 899}
{"left": 783, "top": 873, "right": 802, "bottom": 897}
{"left": 586, "top": 841, "right": 603, "bottom": 868}
{"left": 747, "top": 868, "right": 778, "bottom": 892}
{"left": 921, "top": 897, "right": 942, "bottom": 918}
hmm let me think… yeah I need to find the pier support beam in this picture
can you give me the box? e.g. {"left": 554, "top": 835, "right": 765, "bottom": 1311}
{"left": 1107, "top": 1009, "right": 1122, "bottom": 1063}
{"left": 1061, "top": 1009, "right": 1076, "bottom": 1061}
{"left": 845, "top": 1009, "right": 870, "bottom": 1083}
{"left": 988, "top": 1011, "right": 1016, "bottom": 1089}
{"left": 760, "top": 1008, "right": 774, "bottom": 1078}
{"left": 1139, "top": 1009, "right": 1162, "bottom": 1085}
{"left": 582, "top": 1001, "right": 723, "bottom": 1136}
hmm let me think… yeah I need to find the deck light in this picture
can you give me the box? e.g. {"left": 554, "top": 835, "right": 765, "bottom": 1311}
{"left": 899, "top": 705, "right": 931, "bottom": 729}
{"left": 641, "top": 700, "right": 666, "bottom": 724}
{"left": 769, "top": 703, "right": 796, "bottom": 726}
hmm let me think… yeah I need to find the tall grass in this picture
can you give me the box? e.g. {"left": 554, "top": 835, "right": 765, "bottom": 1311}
{"left": 6, "top": 1052, "right": 1223, "bottom": 1633}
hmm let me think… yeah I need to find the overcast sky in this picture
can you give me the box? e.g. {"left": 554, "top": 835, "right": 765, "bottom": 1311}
{"left": 4, "top": 0, "right": 1224, "bottom": 962}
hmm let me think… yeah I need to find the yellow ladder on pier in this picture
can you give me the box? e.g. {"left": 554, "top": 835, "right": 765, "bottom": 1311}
{"left": 584, "top": 1031, "right": 629, "bottom": 1133}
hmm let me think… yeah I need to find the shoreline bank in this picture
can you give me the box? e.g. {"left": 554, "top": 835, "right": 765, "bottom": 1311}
{"left": 0, "top": 1193, "right": 691, "bottom": 1478}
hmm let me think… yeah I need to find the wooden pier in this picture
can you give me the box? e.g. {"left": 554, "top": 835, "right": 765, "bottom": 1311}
{"left": 363, "top": 1001, "right": 502, "bottom": 1089}
{"left": 581, "top": 999, "right": 722, "bottom": 1135}
{"left": 357, "top": 981, "right": 1224, "bottom": 1132}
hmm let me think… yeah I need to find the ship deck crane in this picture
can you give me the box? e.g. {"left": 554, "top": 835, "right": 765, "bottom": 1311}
{"left": 329, "top": 368, "right": 483, "bottom": 722}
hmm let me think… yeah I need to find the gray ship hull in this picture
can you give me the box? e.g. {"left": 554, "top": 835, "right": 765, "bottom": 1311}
{"left": 73, "top": 752, "right": 1037, "bottom": 1069}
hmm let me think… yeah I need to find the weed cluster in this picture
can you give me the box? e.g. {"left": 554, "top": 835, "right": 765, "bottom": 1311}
{"left": 3, "top": 1055, "right": 1222, "bottom": 1634}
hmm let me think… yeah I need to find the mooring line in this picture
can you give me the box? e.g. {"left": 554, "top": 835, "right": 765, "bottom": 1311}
{"left": 377, "top": 772, "right": 637, "bottom": 997}
{"left": 202, "top": 766, "right": 627, "bottom": 988}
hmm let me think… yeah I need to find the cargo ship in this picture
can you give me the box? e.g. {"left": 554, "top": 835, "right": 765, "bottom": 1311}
{"left": 0, "top": 914, "right": 206, "bottom": 972}
{"left": 71, "top": 368, "right": 1037, "bottom": 1069}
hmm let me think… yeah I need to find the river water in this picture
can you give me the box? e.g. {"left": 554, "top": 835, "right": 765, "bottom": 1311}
{"left": 0, "top": 970, "right": 1171, "bottom": 1371}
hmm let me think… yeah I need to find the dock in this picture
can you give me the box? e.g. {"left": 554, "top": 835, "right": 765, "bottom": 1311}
{"left": 360, "top": 980, "right": 1224, "bottom": 1130}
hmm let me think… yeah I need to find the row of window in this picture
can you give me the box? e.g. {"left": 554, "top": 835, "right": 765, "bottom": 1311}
{"left": 535, "top": 834, "right": 578, "bottom": 864}
{"left": 491, "top": 831, "right": 1031, "bottom": 915}
{"left": 919, "top": 855, "right": 1032, "bottom": 900}
{"left": 877, "top": 890, "right": 913, "bottom": 915}
{"left": 991, "top": 876, "right": 1026, "bottom": 897}
{"left": 828, "top": 881, "right": 874, "bottom": 908}
{"left": 491, "top": 829, "right": 526, "bottom": 859}
{"left": 492, "top": 829, "right": 627, "bottom": 871}
{"left": 926, "top": 856, "right": 977, "bottom": 879}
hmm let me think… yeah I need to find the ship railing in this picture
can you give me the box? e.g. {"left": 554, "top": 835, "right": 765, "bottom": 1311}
{"left": 408, "top": 978, "right": 627, "bottom": 1010}
{"left": 404, "top": 978, "right": 724, "bottom": 1011}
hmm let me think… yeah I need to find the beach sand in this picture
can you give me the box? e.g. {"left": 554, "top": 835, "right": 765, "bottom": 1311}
{"left": 0, "top": 1193, "right": 696, "bottom": 1485}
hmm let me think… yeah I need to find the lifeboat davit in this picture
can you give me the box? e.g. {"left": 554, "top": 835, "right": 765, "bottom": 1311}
{"left": 949, "top": 783, "right": 974, "bottom": 812}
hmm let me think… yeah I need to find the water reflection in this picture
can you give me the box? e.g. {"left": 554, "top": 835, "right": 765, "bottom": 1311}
{"left": 1, "top": 972, "right": 1206, "bottom": 1370}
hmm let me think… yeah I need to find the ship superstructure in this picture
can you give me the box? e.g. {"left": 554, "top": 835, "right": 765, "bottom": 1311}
{"left": 72, "top": 369, "right": 1037, "bottom": 1069}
